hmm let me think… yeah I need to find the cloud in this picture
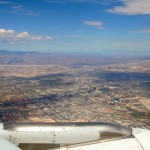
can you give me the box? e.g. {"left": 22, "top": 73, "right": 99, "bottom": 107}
{"left": 0, "top": 1, "right": 45, "bottom": 16}
{"left": 43, "top": 0, "right": 115, "bottom": 5}
{"left": 0, "top": 1, "right": 12, "bottom": 4}
{"left": 129, "top": 29, "right": 150, "bottom": 33}
{"left": 108, "top": 0, "right": 150, "bottom": 15}
{"left": 0, "top": 28, "right": 53, "bottom": 43}
{"left": 83, "top": 21, "right": 104, "bottom": 29}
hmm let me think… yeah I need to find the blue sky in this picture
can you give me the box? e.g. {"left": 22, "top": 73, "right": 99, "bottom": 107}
{"left": 0, "top": 0, "right": 150, "bottom": 56}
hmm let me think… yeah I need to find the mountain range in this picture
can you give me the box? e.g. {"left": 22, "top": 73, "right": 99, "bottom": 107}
{"left": 0, "top": 50, "right": 147, "bottom": 66}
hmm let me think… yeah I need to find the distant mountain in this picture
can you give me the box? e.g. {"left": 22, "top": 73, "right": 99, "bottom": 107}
{"left": 140, "top": 56, "right": 150, "bottom": 60}
{"left": 0, "top": 50, "right": 50, "bottom": 65}
{"left": 0, "top": 50, "right": 144, "bottom": 66}
{"left": 0, "top": 50, "right": 39, "bottom": 55}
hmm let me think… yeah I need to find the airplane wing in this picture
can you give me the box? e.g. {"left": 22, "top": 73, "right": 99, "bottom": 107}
{"left": 0, "top": 137, "right": 21, "bottom": 150}
{"left": 0, "top": 122, "right": 150, "bottom": 150}
{"left": 57, "top": 138, "right": 144, "bottom": 150}
{"left": 54, "top": 128, "right": 150, "bottom": 150}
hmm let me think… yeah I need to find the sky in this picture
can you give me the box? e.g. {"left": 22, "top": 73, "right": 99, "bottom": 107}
{"left": 0, "top": 0, "right": 150, "bottom": 56}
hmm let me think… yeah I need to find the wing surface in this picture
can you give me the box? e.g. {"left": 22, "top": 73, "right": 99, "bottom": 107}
{"left": 55, "top": 138, "right": 143, "bottom": 150}
{"left": 0, "top": 137, "right": 21, "bottom": 150}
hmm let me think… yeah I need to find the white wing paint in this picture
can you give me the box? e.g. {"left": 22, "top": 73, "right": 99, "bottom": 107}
{"left": 0, "top": 122, "right": 149, "bottom": 150}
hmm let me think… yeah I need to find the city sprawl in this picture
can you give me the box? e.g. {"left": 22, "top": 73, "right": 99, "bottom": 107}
{"left": 0, "top": 61, "right": 149, "bottom": 129}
